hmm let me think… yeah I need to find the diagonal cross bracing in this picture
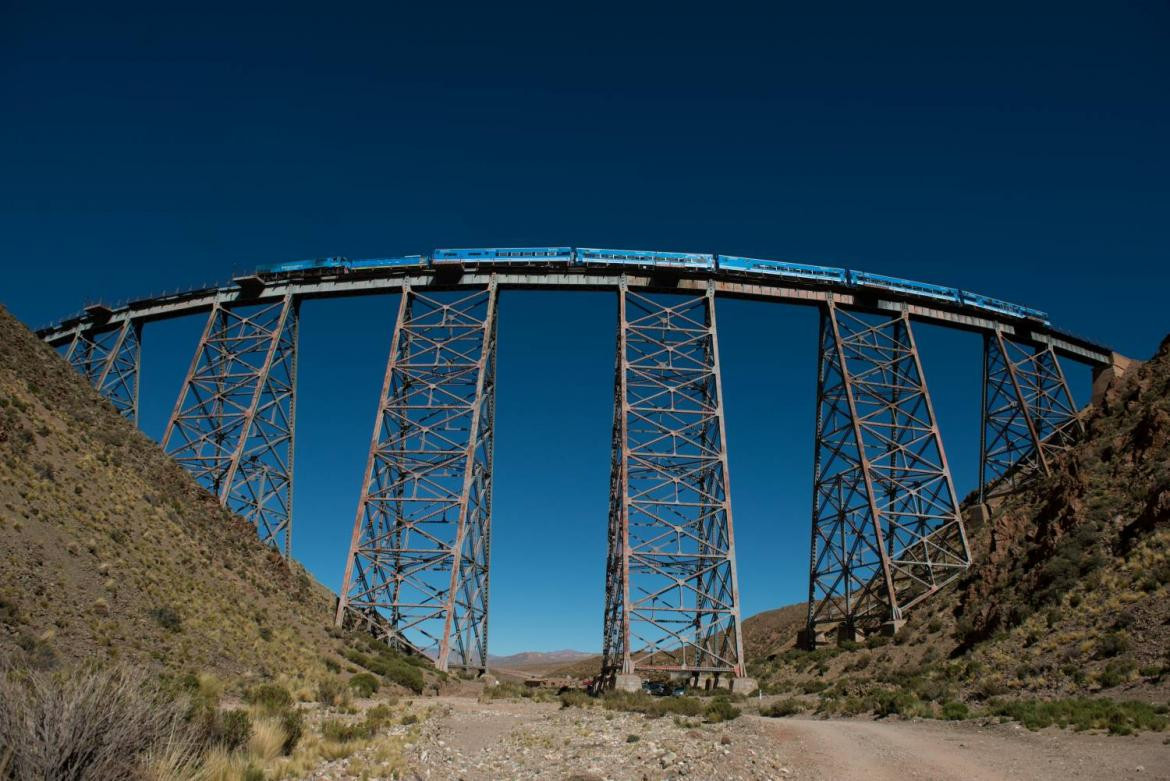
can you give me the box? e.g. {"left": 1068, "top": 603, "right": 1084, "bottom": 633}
{"left": 980, "top": 331, "right": 1083, "bottom": 500}
{"left": 807, "top": 303, "right": 970, "bottom": 644}
{"left": 162, "top": 295, "right": 298, "bottom": 556}
{"left": 336, "top": 282, "right": 497, "bottom": 672}
{"left": 62, "top": 319, "right": 142, "bottom": 423}
{"left": 602, "top": 281, "right": 745, "bottom": 681}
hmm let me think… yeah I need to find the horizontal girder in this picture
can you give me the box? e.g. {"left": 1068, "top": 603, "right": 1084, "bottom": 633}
{"left": 38, "top": 267, "right": 1113, "bottom": 367}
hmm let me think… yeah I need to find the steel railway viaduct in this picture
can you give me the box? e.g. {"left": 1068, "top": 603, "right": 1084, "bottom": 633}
{"left": 37, "top": 247, "right": 1128, "bottom": 693}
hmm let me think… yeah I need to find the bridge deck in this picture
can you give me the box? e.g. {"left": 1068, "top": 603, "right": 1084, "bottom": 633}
{"left": 37, "top": 267, "right": 1114, "bottom": 366}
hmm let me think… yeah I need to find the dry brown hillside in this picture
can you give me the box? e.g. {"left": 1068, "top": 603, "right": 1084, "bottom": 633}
{"left": 747, "top": 337, "right": 1170, "bottom": 718}
{"left": 0, "top": 305, "right": 434, "bottom": 690}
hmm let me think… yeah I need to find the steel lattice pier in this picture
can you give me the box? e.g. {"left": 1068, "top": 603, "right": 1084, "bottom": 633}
{"left": 601, "top": 281, "right": 746, "bottom": 686}
{"left": 162, "top": 296, "right": 298, "bottom": 557}
{"left": 62, "top": 319, "right": 142, "bottom": 423}
{"left": 336, "top": 283, "right": 497, "bottom": 672}
{"left": 806, "top": 302, "right": 971, "bottom": 645}
{"left": 980, "top": 330, "right": 1084, "bottom": 501}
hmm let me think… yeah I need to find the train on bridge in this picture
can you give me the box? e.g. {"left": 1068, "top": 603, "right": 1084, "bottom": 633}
{"left": 256, "top": 247, "right": 1050, "bottom": 325}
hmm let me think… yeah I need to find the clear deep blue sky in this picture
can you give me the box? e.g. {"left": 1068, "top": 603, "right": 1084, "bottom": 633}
{"left": 2, "top": 2, "right": 1168, "bottom": 654}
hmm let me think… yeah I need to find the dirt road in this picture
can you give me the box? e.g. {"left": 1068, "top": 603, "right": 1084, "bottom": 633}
{"left": 764, "top": 715, "right": 1167, "bottom": 780}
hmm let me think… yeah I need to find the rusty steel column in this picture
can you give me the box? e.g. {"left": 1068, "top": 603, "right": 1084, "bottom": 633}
{"left": 336, "top": 281, "right": 498, "bottom": 673}
{"left": 807, "top": 302, "right": 970, "bottom": 646}
{"left": 980, "top": 331, "right": 1084, "bottom": 501}
{"left": 601, "top": 279, "right": 745, "bottom": 685}
{"left": 162, "top": 295, "right": 298, "bottom": 556}
{"left": 63, "top": 319, "right": 143, "bottom": 423}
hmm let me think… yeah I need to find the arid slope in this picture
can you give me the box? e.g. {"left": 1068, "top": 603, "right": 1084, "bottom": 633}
{"left": 0, "top": 305, "right": 367, "bottom": 682}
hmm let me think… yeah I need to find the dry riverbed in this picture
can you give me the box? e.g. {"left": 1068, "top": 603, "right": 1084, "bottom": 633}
{"left": 304, "top": 694, "right": 1170, "bottom": 780}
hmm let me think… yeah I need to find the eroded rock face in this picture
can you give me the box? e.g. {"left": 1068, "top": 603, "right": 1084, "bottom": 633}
{"left": 956, "top": 334, "right": 1170, "bottom": 644}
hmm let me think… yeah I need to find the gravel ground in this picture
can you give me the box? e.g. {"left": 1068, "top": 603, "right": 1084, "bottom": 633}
{"left": 302, "top": 695, "right": 1170, "bottom": 780}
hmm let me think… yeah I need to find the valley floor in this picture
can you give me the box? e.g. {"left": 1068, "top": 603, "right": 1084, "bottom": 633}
{"left": 308, "top": 694, "right": 1170, "bottom": 780}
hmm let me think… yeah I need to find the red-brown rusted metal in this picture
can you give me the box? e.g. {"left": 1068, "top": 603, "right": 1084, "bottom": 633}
{"left": 980, "top": 330, "right": 1084, "bottom": 501}
{"left": 162, "top": 294, "right": 298, "bottom": 556}
{"left": 335, "top": 281, "right": 498, "bottom": 672}
{"left": 63, "top": 318, "right": 142, "bottom": 423}
{"left": 601, "top": 280, "right": 746, "bottom": 685}
{"left": 806, "top": 302, "right": 970, "bottom": 646}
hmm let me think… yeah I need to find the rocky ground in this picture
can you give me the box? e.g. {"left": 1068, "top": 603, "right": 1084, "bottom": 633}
{"left": 303, "top": 694, "right": 1170, "bottom": 780}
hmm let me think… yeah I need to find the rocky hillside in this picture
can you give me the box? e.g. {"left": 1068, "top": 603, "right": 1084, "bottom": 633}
{"left": 0, "top": 305, "right": 436, "bottom": 691}
{"left": 747, "top": 337, "right": 1170, "bottom": 711}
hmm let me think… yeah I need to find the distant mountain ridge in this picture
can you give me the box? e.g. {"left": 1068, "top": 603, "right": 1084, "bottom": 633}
{"left": 488, "top": 649, "right": 596, "bottom": 670}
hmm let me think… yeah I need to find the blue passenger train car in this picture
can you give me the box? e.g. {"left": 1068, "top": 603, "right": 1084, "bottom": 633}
{"left": 347, "top": 255, "right": 427, "bottom": 271}
{"left": 432, "top": 247, "right": 573, "bottom": 265}
{"left": 717, "top": 256, "right": 848, "bottom": 285}
{"left": 958, "top": 290, "right": 1048, "bottom": 323}
{"left": 848, "top": 271, "right": 961, "bottom": 304}
{"left": 577, "top": 248, "right": 715, "bottom": 270}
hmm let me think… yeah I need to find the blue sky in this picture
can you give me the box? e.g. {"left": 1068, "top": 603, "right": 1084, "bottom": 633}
{"left": 2, "top": 2, "right": 1168, "bottom": 654}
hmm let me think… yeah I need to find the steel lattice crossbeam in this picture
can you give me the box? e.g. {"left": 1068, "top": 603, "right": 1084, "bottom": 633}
{"left": 336, "top": 283, "right": 497, "bottom": 672}
{"left": 162, "top": 295, "right": 298, "bottom": 556}
{"left": 807, "top": 303, "right": 970, "bottom": 644}
{"left": 980, "top": 331, "right": 1084, "bottom": 500}
{"left": 602, "top": 281, "right": 745, "bottom": 681}
{"left": 62, "top": 320, "right": 142, "bottom": 423}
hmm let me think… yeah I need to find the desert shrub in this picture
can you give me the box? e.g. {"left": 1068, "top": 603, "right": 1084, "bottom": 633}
{"left": 872, "top": 690, "right": 922, "bottom": 718}
{"left": 600, "top": 690, "right": 704, "bottom": 718}
{"left": 560, "top": 690, "right": 592, "bottom": 709}
{"left": 704, "top": 697, "right": 741, "bottom": 723}
{"left": 316, "top": 677, "right": 350, "bottom": 707}
{"left": 941, "top": 701, "right": 970, "bottom": 720}
{"left": 1098, "top": 659, "right": 1136, "bottom": 688}
{"left": 348, "top": 672, "right": 380, "bottom": 697}
{"left": 321, "top": 717, "right": 371, "bottom": 743}
{"left": 0, "top": 664, "right": 201, "bottom": 780}
{"left": 626, "top": 734, "right": 640, "bottom": 743}
{"left": 211, "top": 709, "right": 253, "bottom": 751}
{"left": 279, "top": 708, "right": 303, "bottom": 755}
{"left": 245, "top": 682, "right": 293, "bottom": 714}
{"left": 149, "top": 605, "right": 183, "bottom": 632}
{"left": 1096, "top": 633, "right": 1129, "bottom": 659}
{"left": 989, "top": 698, "right": 1168, "bottom": 734}
{"left": 760, "top": 698, "right": 803, "bottom": 717}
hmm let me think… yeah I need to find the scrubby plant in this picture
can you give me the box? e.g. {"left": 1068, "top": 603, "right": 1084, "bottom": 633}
{"left": 0, "top": 663, "right": 202, "bottom": 780}
{"left": 703, "top": 697, "right": 741, "bottom": 723}
{"left": 245, "top": 682, "right": 293, "bottom": 714}
{"left": 760, "top": 698, "right": 803, "bottom": 717}
{"left": 348, "top": 672, "right": 380, "bottom": 697}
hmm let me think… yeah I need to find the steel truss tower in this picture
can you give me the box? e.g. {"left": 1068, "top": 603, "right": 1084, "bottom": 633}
{"left": 162, "top": 295, "right": 298, "bottom": 557}
{"left": 601, "top": 281, "right": 745, "bottom": 685}
{"left": 980, "top": 330, "right": 1083, "bottom": 501}
{"left": 63, "top": 319, "right": 142, "bottom": 423}
{"left": 806, "top": 303, "right": 970, "bottom": 645}
{"left": 336, "top": 282, "right": 498, "bottom": 673}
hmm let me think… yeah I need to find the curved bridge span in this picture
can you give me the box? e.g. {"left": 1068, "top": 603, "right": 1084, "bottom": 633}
{"left": 38, "top": 248, "right": 1123, "bottom": 689}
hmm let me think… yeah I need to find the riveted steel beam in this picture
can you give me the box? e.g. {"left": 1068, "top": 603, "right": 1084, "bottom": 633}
{"left": 336, "top": 281, "right": 498, "bottom": 673}
{"left": 62, "top": 319, "right": 142, "bottom": 423}
{"left": 979, "top": 331, "right": 1083, "bottom": 501}
{"left": 161, "top": 295, "right": 298, "bottom": 556}
{"left": 601, "top": 280, "right": 745, "bottom": 685}
{"left": 807, "top": 302, "right": 970, "bottom": 646}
